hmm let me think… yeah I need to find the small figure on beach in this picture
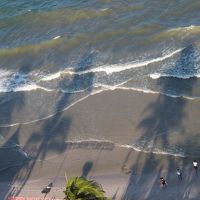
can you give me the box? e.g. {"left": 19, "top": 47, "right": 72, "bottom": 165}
{"left": 160, "top": 177, "right": 167, "bottom": 188}
{"left": 41, "top": 182, "right": 53, "bottom": 197}
{"left": 176, "top": 168, "right": 182, "bottom": 180}
{"left": 193, "top": 160, "right": 198, "bottom": 174}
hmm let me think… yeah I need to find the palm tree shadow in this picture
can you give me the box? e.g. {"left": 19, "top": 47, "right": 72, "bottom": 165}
{"left": 122, "top": 44, "right": 198, "bottom": 199}
{"left": 0, "top": 64, "right": 34, "bottom": 198}
{"left": 81, "top": 161, "right": 93, "bottom": 178}
{"left": 6, "top": 50, "right": 96, "bottom": 198}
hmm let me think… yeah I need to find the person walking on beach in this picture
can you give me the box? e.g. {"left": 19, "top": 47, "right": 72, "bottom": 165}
{"left": 193, "top": 160, "right": 198, "bottom": 174}
{"left": 176, "top": 168, "right": 182, "bottom": 180}
{"left": 160, "top": 177, "right": 167, "bottom": 188}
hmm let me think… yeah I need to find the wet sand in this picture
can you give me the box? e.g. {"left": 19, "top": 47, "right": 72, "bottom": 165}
{"left": 1, "top": 89, "right": 200, "bottom": 199}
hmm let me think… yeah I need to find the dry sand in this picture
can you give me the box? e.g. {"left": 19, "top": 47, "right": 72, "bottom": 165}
{"left": 1, "top": 147, "right": 200, "bottom": 200}
{"left": 1, "top": 89, "right": 200, "bottom": 199}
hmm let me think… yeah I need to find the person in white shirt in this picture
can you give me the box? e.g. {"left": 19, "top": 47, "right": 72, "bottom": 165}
{"left": 176, "top": 168, "right": 182, "bottom": 180}
{"left": 193, "top": 160, "right": 198, "bottom": 173}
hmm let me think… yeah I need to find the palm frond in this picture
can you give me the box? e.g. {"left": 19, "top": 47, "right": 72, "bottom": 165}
{"left": 64, "top": 176, "right": 110, "bottom": 200}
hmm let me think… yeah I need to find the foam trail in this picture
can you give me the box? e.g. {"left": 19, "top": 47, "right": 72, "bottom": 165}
{"left": 150, "top": 73, "right": 200, "bottom": 80}
{"left": 14, "top": 84, "right": 54, "bottom": 92}
{"left": 75, "top": 48, "right": 183, "bottom": 75}
{"left": 61, "top": 139, "right": 185, "bottom": 158}
{"left": 115, "top": 86, "right": 200, "bottom": 100}
{"left": 0, "top": 71, "right": 54, "bottom": 92}
{"left": 0, "top": 83, "right": 53, "bottom": 93}
{"left": 40, "top": 72, "right": 62, "bottom": 81}
{"left": 53, "top": 35, "right": 61, "bottom": 40}
{"left": 40, "top": 69, "right": 74, "bottom": 82}
{"left": 94, "top": 83, "right": 199, "bottom": 100}
{"left": 118, "top": 144, "right": 185, "bottom": 157}
{"left": 166, "top": 25, "right": 199, "bottom": 33}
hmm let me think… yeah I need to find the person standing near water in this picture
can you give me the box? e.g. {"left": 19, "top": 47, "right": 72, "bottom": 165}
{"left": 176, "top": 168, "right": 182, "bottom": 180}
{"left": 160, "top": 177, "right": 167, "bottom": 188}
{"left": 193, "top": 160, "right": 198, "bottom": 174}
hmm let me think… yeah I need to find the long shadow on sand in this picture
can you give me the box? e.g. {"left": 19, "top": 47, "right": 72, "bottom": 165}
{"left": 0, "top": 50, "right": 96, "bottom": 199}
{"left": 122, "top": 44, "right": 200, "bottom": 200}
{"left": 0, "top": 64, "right": 31, "bottom": 198}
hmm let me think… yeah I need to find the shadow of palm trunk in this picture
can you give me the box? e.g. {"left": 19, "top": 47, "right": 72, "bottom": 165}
{"left": 122, "top": 44, "right": 198, "bottom": 199}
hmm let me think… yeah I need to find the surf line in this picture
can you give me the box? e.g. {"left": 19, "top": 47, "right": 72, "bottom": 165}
{"left": 40, "top": 48, "right": 183, "bottom": 81}
{"left": 73, "top": 48, "right": 183, "bottom": 75}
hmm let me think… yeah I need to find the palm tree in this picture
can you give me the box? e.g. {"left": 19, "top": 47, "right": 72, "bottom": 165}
{"left": 64, "top": 176, "right": 110, "bottom": 200}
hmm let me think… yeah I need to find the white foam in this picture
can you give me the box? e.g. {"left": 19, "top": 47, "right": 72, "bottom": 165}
{"left": 40, "top": 72, "right": 62, "bottom": 81}
{"left": 74, "top": 48, "right": 182, "bottom": 75}
{"left": 63, "top": 139, "right": 185, "bottom": 158}
{"left": 150, "top": 73, "right": 162, "bottom": 79}
{"left": 0, "top": 82, "right": 53, "bottom": 93}
{"left": 14, "top": 84, "right": 53, "bottom": 92}
{"left": 167, "top": 25, "right": 199, "bottom": 32}
{"left": 53, "top": 35, "right": 61, "bottom": 40}
{"left": 0, "top": 81, "right": 198, "bottom": 128}
{"left": 150, "top": 73, "right": 200, "bottom": 80}
{"left": 0, "top": 71, "right": 54, "bottom": 93}
{"left": 0, "top": 69, "right": 13, "bottom": 78}
{"left": 99, "top": 8, "right": 109, "bottom": 12}
{"left": 186, "top": 25, "right": 195, "bottom": 30}
{"left": 119, "top": 86, "right": 199, "bottom": 100}
{"left": 117, "top": 86, "right": 159, "bottom": 94}
{"left": 118, "top": 144, "right": 185, "bottom": 157}
{"left": 94, "top": 83, "right": 199, "bottom": 100}
{"left": 40, "top": 69, "right": 74, "bottom": 82}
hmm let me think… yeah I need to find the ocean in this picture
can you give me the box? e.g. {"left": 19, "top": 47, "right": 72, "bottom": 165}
{"left": 0, "top": 0, "right": 200, "bottom": 182}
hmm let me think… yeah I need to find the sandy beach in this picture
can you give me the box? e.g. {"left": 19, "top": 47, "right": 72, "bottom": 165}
{"left": 1, "top": 146, "right": 200, "bottom": 200}
{"left": 1, "top": 0, "right": 200, "bottom": 199}
{"left": 0, "top": 89, "right": 200, "bottom": 199}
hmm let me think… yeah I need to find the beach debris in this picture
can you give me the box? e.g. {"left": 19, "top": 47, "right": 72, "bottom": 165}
{"left": 41, "top": 183, "right": 53, "bottom": 195}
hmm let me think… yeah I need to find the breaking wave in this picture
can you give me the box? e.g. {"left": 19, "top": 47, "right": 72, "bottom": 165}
{"left": 40, "top": 48, "right": 182, "bottom": 78}
{"left": 0, "top": 48, "right": 183, "bottom": 93}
